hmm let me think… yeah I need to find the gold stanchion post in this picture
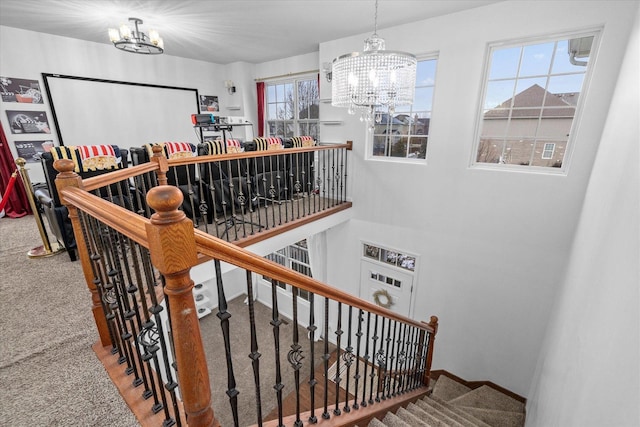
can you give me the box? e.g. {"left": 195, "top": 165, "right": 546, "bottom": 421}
{"left": 15, "top": 157, "right": 63, "bottom": 258}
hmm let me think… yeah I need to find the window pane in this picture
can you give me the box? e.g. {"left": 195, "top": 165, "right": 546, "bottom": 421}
{"left": 267, "top": 104, "right": 278, "bottom": 120}
{"left": 552, "top": 37, "right": 593, "bottom": 74}
{"left": 520, "top": 42, "right": 554, "bottom": 77}
{"left": 547, "top": 74, "right": 584, "bottom": 95}
{"left": 489, "top": 46, "right": 521, "bottom": 79}
{"left": 413, "top": 87, "right": 434, "bottom": 111}
{"left": 408, "top": 136, "right": 427, "bottom": 159}
{"left": 416, "top": 60, "right": 437, "bottom": 85}
{"left": 485, "top": 80, "right": 516, "bottom": 109}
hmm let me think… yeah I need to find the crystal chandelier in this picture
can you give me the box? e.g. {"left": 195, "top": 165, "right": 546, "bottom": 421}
{"left": 108, "top": 18, "right": 164, "bottom": 55}
{"left": 331, "top": 0, "right": 417, "bottom": 128}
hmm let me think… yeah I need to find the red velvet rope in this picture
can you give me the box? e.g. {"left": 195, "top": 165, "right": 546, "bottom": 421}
{"left": 0, "top": 170, "right": 18, "bottom": 213}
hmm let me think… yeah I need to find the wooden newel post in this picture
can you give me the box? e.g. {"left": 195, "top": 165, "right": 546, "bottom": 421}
{"left": 150, "top": 145, "right": 169, "bottom": 186}
{"left": 422, "top": 315, "right": 439, "bottom": 388}
{"left": 145, "top": 185, "right": 217, "bottom": 427}
{"left": 54, "top": 159, "right": 112, "bottom": 347}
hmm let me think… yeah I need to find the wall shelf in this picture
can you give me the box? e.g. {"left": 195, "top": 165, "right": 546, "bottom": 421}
{"left": 319, "top": 98, "right": 332, "bottom": 104}
{"left": 320, "top": 120, "right": 343, "bottom": 125}
{"left": 226, "top": 106, "right": 241, "bottom": 111}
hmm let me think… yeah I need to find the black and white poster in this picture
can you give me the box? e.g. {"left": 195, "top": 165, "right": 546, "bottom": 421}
{"left": 0, "top": 76, "right": 43, "bottom": 103}
{"left": 13, "top": 140, "right": 53, "bottom": 163}
{"left": 199, "top": 95, "right": 219, "bottom": 112}
{"left": 6, "top": 110, "right": 51, "bottom": 134}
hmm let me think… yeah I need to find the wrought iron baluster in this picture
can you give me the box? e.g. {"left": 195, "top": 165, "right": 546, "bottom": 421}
{"left": 368, "top": 314, "right": 379, "bottom": 404}
{"left": 214, "top": 259, "right": 239, "bottom": 426}
{"left": 375, "top": 317, "right": 387, "bottom": 402}
{"left": 82, "top": 213, "right": 118, "bottom": 355}
{"left": 352, "top": 309, "right": 363, "bottom": 410}
{"left": 307, "top": 292, "right": 317, "bottom": 424}
{"left": 410, "top": 326, "right": 421, "bottom": 390}
{"left": 288, "top": 286, "right": 304, "bottom": 427}
{"left": 271, "top": 280, "right": 285, "bottom": 427}
{"left": 398, "top": 323, "right": 409, "bottom": 394}
{"left": 321, "top": 297, "right": 330, "bottom": 420}
{"left": 115, "top": 230, "right": 153, "bottom": 396}
{"left": 100, "top": 224, "right": 137, "bottom": 379}
{"left": 342, "top": 306, "right": 355, "bottom": 413}
{"left": 321, "top": 150, "right": 327, "bottom": 211}
{"left": 127, "top": 236, "right": 161, "bottom": 406}
{"left": 245, "top": 270, "right": 263, "bottom": 426}
{"left": 331, "top": 149, "right": 336, "bottom": 207}
{"left": 333, "top": 302, "right": 343, "bottom": 416}
{"left": 360, "top": 312, "right": 371, "bottom": 407}
{"left": 406, "top": 326, "right": 416, "bottom": 391}
{"left": 140, "top": 249, "right": 180, "bottom": 425}
{"left": 387, "top": 320, "right": 397, "bottom": 399}
{"left": 393, "top": 323, "right": 406, "bottom": 397}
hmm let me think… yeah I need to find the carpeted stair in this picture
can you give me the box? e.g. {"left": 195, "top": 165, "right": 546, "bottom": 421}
{"left": 368, "top": 375, "right": 525, "bottom": 427}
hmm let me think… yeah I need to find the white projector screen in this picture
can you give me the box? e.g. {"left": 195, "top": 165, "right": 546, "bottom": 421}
{"left": 42, "top": 74, "right": 200, "bottom": 155}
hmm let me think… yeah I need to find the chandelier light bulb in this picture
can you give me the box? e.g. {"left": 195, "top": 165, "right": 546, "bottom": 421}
{"left": 119, "top": 23, "right": 131, "bottom": 40}
{"left": 149, "top": 29, "right": 160, "bottom": 45}
{"left": 108, "top": 28, "right": 120, "bottom": 43}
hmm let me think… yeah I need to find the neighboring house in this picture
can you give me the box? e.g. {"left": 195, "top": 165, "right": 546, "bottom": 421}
{"left": 479, "top": 84, "right": 577, "bottom": 167}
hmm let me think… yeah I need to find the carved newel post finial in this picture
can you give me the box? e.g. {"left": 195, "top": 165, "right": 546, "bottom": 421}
{"left": 145, "top": 185, "right": 217, "bottom": 427}
{"left": 147, "top": 185, "right": 186, "bottom": 225}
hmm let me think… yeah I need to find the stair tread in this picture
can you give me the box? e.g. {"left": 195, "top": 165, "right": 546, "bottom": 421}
{"left": 382, "top": 411, "right": 412, "bottom": 427}
{"left": 408, "top": 401, "right": 463, "bottom": 427}
{"left": 422, "top": 396, "right": 491, "bottom": 427}
{"left": 432, "top": 375, "right": 472, "bottom": 401}
{"left": 369, "top": 417, "right": 388, "bottom": 427}
{"left": 396, "top": 407, "right": 431, "bottom": 426}
{"left": 453, "top": 406, "right": 525, "bottom": 427}
{"left": 448, "top": 385, "right": 525, "bottom": 413}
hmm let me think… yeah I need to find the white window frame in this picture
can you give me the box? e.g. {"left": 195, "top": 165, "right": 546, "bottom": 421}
{"left": 265, "top": 76, "right": 319, "bottom": 141}
{"left": 471, "top": 29, "right": 601, "bottom": 174}
{"left": 367, "top": 53, "right": 439, "bottom": 163}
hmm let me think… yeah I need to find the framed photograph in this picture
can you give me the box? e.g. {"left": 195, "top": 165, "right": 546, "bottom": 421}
{"left": 13, "top": 140, "right": 53, "bottom": 163}
{"left": 0, "top": 76, "right": 43, "bottom": 103}
{"left": 6, "top": 110, "right": 51, "bottom": 134}
{"left": 199, "top": 95, "right": 219, "bottom": 112}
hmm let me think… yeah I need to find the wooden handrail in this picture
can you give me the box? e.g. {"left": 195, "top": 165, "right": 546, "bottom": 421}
{"left": 167, "top": 142, "right": 352, "bottom": 167}
{"left": 61, "top": 186, "right": 149, "bottom": 247}
{"left": 82, "top": 162, "right": 159, "bottom": 192}
{"left": 194, "top": 230, "right": 434, "bottom": 332}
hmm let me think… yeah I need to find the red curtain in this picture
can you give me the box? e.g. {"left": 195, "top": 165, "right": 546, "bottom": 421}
{"left": 0, "top": 122, "right": 31, "bottom": 217}
{"left": 256, "top": 81, "right": 265, "bottom": 137}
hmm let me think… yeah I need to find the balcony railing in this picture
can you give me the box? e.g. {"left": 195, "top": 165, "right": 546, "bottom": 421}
{"left": 126, "top": 142, "right": 352, "bottom": 246}
{"left": 51, "top": 145, "right": 438, "bottom": 427}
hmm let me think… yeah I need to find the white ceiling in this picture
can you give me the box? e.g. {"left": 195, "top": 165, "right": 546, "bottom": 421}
{"left": 0, "top": 0, "right": 501, "bottom": 64}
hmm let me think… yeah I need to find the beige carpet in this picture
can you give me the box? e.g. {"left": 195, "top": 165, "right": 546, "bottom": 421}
{"left": 0, "top": 214, "right": 137, "bottom": 426}
{"left": 327, "top": 357, "right": 381, "bottom": 401}
{"left": 368, "top": 374, "right": 526, "bottom": 427}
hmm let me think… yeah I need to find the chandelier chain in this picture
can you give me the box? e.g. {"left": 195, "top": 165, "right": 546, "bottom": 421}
{"left": 373, "top": 0, "right": 379, "bottom": 36}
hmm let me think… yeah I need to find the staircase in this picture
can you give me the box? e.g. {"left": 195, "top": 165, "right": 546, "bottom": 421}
{"left": 368, "top": 375, "right": 525, "bottom": 427}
